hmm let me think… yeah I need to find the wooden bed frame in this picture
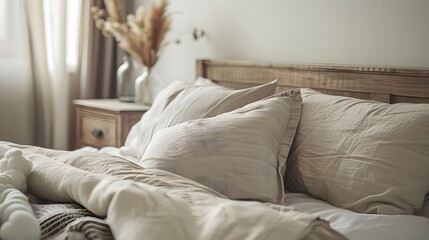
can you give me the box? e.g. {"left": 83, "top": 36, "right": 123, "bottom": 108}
{"left": 196, "top": 59, "right": 429, "bottom": 103}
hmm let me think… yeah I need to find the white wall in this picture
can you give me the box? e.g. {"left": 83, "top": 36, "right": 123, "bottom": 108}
{"left": 131, "top": 0, "right": 429, "bottom": 91}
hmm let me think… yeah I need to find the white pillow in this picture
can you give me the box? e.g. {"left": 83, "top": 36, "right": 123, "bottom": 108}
{"left": 417, "top": 197, "right": 429, "bottom": 218}
{"left": 134, "top": 80, "right": 278, "bottom": 160}
{"left": 285, "top": 88, "right": 429, "bottom": 215}
{"left": 194, "top": 77, "right": 220, "bottom": 86}
{"left": 141, "top": 90, "right": 302, "bottom": 203}
{"left": 120, "top": 81, "right": 192, "bottom": 160}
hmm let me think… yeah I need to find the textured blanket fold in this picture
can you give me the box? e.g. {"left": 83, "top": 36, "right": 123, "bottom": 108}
{"left": 0, "top": 142, "right": 345, "bottom": 240}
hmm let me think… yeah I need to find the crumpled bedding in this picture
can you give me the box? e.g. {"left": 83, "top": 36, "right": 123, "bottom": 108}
{"left": 0, "top": 142, "right": 345, "bottom": 240}
{"left": 284, "top": 192, "right": 429, "bottom": 240}
{"left": 28, "top": 193, "right": 112, "bottom": 239}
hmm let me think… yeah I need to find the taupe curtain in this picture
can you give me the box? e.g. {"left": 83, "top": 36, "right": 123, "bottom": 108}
{"left": 69, "top": 0, "right": 120, "bottom": 148}
{"left": 79, "top": 0, "right": 117, "bottom": 99}
{"left": 24, "top": 0, "right": 53, "bottom": 148}
{"left": 22, "top": 0, "right": 119, "bottom": 149}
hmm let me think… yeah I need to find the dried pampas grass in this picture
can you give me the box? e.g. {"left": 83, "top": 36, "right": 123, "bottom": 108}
{"left": 103, "top": 0, "right": 124, "bottom": 23}
{"left": 91, "top": 0, "right": 171, "bottom": 68}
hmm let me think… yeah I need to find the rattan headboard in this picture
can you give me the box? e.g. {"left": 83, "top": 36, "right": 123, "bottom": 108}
{"left": 196, "top": 59, "right": 429, "bottom": 103}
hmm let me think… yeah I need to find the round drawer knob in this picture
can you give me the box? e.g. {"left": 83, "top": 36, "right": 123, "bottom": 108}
{"left": 91, "top": 128, "right": 103, "bottom": 138}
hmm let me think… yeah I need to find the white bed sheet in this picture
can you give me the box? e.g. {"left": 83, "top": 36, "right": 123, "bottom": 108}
{"left": 284, "top": 192, "right": 429, "bottom": 240}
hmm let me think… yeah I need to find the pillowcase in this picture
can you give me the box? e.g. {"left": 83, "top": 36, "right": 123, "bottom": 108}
{"left": 140, "top": 90, "right": 302, "bottom": 204}
{"left": 417, "top": 198, "right": 429, "bottom": 218}
{"left": 134, "top": 80, "right": 278, "bottom": 160}
{"left": 120, "top": 81, "right": 193, "bottom": 160}
{"left": 194, "top": 77, "right": 220, "bottom": 86}
{"left": 119, "top": 77, "right": 277, "bottom": 162}
{"left": 285, "top": 88, "right": 429, "bottom": 215}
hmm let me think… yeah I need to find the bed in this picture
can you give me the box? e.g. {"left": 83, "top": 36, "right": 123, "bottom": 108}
{"left": 0, "top": 59, "right": 428, "bottom": 240}
{"left": 195, "top": 59, "right": 429, "bottom": 239}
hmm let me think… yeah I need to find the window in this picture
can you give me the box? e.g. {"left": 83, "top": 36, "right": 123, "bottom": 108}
{"left": 66, "top": 0, "right": 82, "bottom": 71}
{"left": 0, "top": 0, "right": 83, "bottom": 68}
{"left": 42, "top": 0, "right": 82, "bottom": 72}
{"left": 0, "top": 0, "right": 8, "bottom": 41}
{"left": 0, "top": 0, "right": 25, "bottom": 56}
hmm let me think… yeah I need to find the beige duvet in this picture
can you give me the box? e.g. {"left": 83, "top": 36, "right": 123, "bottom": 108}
{"left": 0, "top": 142, "right": 344, "bottom": 240}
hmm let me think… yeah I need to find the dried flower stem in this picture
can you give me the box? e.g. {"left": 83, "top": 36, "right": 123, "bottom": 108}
{"left": 91, "top": 0, "right": 171, "bottom": 68}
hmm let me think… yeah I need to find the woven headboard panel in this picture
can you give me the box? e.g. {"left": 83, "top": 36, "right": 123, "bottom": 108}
{"left": 196, "top": 59, "right": 429, "bottom": 103}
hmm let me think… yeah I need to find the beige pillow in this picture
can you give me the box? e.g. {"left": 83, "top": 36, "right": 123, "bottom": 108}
{"left": 135, "top": 80, "right": 278, "bottom": 160}
{"left": 285, "top": 88, "right": 429, "bottom": 215}
{"left": 120, "top": 81, "right": 193, "bottom": 160}
{"left": 194, "top": 77, "right": 220, "bottom": 86}
{"left": 417, "top": 198, "right": 429, "bottom": 218}
{"left": 141, "top": 90, "right": 302, "bottom": 203}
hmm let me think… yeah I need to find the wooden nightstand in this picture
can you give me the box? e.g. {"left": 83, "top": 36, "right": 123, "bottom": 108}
{"left": 74, "top": 99, "right": 149, "bottom": 149}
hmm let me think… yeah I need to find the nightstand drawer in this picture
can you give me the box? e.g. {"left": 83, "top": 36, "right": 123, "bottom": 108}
{"left": 79, "top": 110, "right": 118, "bottom": 147}
{"left": 74, "top": 99, "right": 149, "bottom": 149}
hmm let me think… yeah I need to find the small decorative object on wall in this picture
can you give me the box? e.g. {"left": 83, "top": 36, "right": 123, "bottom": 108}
{"left": 91, "top": 0, "right": 171, "bottom": 105}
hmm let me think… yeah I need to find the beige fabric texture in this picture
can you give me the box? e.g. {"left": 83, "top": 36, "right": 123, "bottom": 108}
{"left": 121, "top": 81, "right": 193, "bottom": 159}
{"left": 122, "top": 79, "right": 220, "bottom": 159}
{"left": 285, "top": 88, "right": 429, "bottom": 215}
{"left": 134, "top": 80, "right": 278, "bottom": 160}
{"left": 0, "top": 142, "right": 345, "bottom": 240}
{"left": 141, "top": 90, "right": 302, "bottom": 204}
{"left": 417, "top": 197, "right": 429, "bottom": 218}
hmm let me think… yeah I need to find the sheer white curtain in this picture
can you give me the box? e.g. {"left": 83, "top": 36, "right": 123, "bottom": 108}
{"left": 0, "top": 0, "right": 86, "bottom": 149}
{"left": 0, "top": 0, "right": 36, "bottom": 146}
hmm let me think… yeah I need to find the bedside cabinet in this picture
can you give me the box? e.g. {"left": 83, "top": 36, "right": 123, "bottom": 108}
{"left": 74, "top": 99, "right": 149, "bottom": 149}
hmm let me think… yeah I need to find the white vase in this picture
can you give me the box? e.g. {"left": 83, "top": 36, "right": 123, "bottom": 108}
{"left": 135, "top": 66, "right": 152, "bottom": 105}
{"left": 116, "top": 54, "right": 135, "bottom": 102}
